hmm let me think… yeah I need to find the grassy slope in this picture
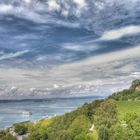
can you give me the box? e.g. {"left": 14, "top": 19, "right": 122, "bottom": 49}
{"left": 91, "top": 130, "right": 98, "bottom": 140}
{"left": 90, "top": 101, "right": 140, "bottom": 139}
{"left": 117, "top": 101, "right": 140, "bottom": 118}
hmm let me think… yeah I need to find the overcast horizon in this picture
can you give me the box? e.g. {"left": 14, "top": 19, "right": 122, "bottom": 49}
{"left": 0, "top": 0, "right": 140, "bottom": 99}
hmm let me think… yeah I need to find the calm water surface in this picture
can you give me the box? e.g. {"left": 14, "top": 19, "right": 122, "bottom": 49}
{"left": 0, "top": 96, "right": 103, "bottom": 129}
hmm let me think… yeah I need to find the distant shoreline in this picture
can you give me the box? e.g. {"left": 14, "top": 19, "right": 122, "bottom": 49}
{"left": 0, "top": 95, "right": 105, "bottom": 102}
{"left": 0, "top": 95, "right": 105, "bottom": 130}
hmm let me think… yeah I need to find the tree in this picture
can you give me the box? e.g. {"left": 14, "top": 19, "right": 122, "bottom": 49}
{"left": 0, "top": 130, "right": 7, "bottom": 138}
{"left": 74, "top": 133, "right": 92, "bottom": 140}
{"left": 54, "top": 130, "right": 73, "bottom": 140}
{"left": 14, "top": 123, "right": 28, "bottom": 135}
{"left": 26, "top": 128, "right": 48, "bottom": 140}
{"left": 98, "top": 126, "right": 109, "bottom": 140}
{"left": 94, "top": 99, "right": 118, "bottom": 128}
{"left": 131, "top": 79, "right": 140, "bottom": 89}
{"left": 94, "top": 99, "right": 118, "bottom": 140}
{"left": 69, "top": 115, "right": 91, "bottom": 136}
{"left": 109, "top": 124, "right": 135, "bottom": 140}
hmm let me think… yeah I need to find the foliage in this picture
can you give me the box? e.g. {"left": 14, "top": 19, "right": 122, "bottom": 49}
{"left": 0, "top": 131, "right": 16, "bottom": 140}
{"left": 94, "top": 99, "right": 118, "bottom": 128}
{"left": 98, "top": 126, "right": 109, "bottom": 140}
{"left": 22, "top": 99, "right": 103, "bottom": 140}
{"left": 117, "top": 101, "right": 140, "bottom": 118}
{"left": 93, "top": 99, "right": 118, "bottom": 140}
{"left": 131, "top": 79, "right": 140, "bottom": 89}
{"left": 108, "top": 79, "right": 140, "bottom": 101}
{"left": 14, "top": 123, "right": 28, "bottom": 135}
{"left": 109, "top": 124, "right": 135, "bottom": 140}
{"left": 26, "top": 128, "right": 48, "bottom": 140}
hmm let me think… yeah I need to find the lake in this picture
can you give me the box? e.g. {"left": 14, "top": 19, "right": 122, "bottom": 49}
{"left": 0, "top": 96, "right": 103, "bottom": 130}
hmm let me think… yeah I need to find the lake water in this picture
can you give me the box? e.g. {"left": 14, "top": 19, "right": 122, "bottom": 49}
{"left": 0, "top": 96, "right": 103, "bottom": 130}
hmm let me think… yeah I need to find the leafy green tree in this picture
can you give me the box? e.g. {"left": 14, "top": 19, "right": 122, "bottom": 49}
{"left": 14, "top": 123, "right": 28, "bottom": 135}
{"left": 0, "top": 130, "right": 7, "bottom": 138}
{"left": 54, "top": 130, "right": 73, "bottom": 140}
{"left": 94, "top": 99, "right": 118, "bottom": 128}
{"left": 69, "top": 115, "right": 90, "bottom": 136}
{"left": 131, "top": 79, "right": 140, "bottom": 89}
{"left": 26, "top": 129, "right": 48, "bottom": 140}
{"left": 94, "top": 99, "right": 118, "bottom": 140}
{"left": 98, "top": 126, "right": 109, "bottom": 140}
{"left": 109, "top": 124, "right": 135, "bottom": 140}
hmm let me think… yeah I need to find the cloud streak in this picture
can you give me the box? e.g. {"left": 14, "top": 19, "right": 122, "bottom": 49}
{"left": 100, "top": 25, "right": 140, "bottom": 41}
{"left": 0, "top": 50, "right": 29, "bottom": 61}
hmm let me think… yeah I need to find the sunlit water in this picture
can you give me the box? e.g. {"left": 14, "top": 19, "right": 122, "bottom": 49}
{"left": 0, "top": 96, "right": 104, "bottom": 130}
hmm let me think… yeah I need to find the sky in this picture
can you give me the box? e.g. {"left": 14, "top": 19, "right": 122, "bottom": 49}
{"left": 0, "top": 0, "right": 140, "bottom": 99}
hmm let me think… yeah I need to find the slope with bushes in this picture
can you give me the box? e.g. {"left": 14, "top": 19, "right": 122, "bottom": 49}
{"left": 0, "top": 80, "right": 140, "bottom": 140}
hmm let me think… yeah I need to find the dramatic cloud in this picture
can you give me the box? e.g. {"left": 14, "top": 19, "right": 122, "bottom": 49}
{"left": 0, "top": 0, "right": 140, "bottom": 29}
{"left": 0, "top": 0, "right": 140, "bottom": 98}
{"left": 100, "top": 25, "right": 140, "bottom": 41}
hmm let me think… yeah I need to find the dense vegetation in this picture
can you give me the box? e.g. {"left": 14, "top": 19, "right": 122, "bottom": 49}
{"left": 14, "top": 123, "right": 28, "bottom": 135}
{"left": 0, "top": 80, "right": 140, "bottom": 140}
{"left": 118, "top": 101, "right": 140, "bottom": 118}
{"left": 25, "top": 99, "right": 119, "bottom": 140}
{"left": 0, "top": 130, "right": 16, "bottom": 140}
{"left": 108, "top": 79, "right": 140, "bottom": 101}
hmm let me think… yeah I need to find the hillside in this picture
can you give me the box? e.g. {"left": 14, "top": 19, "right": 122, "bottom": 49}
{"left": 108, "top": 79, "right": 140, "bottom": 101}
{"left": 118, "top": 101, "right": 140, "bottom": 118}
{"left": 0, "top": 80, "right": 140, "bottom": 140}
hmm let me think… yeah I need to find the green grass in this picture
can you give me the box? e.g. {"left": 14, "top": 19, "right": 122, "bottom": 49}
{"left": 117, "top": 101, "right": 140, "bottom": 118}
{"left": 92, "top": 130, "right": 98, "bottom": 140}
{"left": 87, "top": 129, "right": 98, "bottom": 140}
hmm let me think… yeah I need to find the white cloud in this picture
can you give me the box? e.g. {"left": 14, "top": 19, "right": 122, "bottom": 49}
{"left": 0, "top": 0, "right": 139, "bottom": 31}
{"left": 42, "top": 44, "right": 140, "bottom": 87}
{"left": 63, "top": 43, "right": 99, "bottom": 52}
{"left": 73, "top": 0, "right": 86, "bottom": 8}
{"left": 72, "top": 44, "right": 140, "bottom": 65}
{"left": 47, "top": 0, "right": 60, "bottom": 11}
{"left": 0, "top": 50, "right": 29, "bottom": 61}
{"left": 0, "top": 4, "right": 13, "bottom": 13}
{"left": 23, "top": 0, "right": 32, "bottom": 4}
{"left": 0, "top": 44, "right": 139, "bottom": 97}
{"left": 100, "top": 25, "right": 140, "bottom": 41}
{"left": 61, "top": 9, "right": 69, "bottom": 17}
{"left": 72, "top": 0, "right": 87, "bottom": 17}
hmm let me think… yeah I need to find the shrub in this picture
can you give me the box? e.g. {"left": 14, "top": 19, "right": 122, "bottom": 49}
{"left": 14, "top": 123, "right": 28, "bottom": 135}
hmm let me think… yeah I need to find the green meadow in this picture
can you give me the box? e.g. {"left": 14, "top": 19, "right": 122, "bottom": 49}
{"left": 117, "top": 101, "right": 140, "bottom": 118}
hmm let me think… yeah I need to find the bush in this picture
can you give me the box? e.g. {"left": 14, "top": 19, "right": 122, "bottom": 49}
{"left": 26, "top": 130, "right": 48, "bottom": 140}
{"left": 94, "top": 99, "right": 118, "bottom": 129}
{"left": 74, "top": 133, "right": 91, "bottom": 140}
{"left": 131, "top": 79, "right": 140, "bottom": 89}
{"left": 14, "top": 123, "right": 28, "bottom": 135}
{"left": 1, "top": 134, "right": 16, "bottom": 140}
{"left": 98, "top": 126, "right": 109, "bottom": 140}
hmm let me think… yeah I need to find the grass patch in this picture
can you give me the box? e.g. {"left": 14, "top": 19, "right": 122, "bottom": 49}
{"left": 92, "top": 129, "right": 98, "bottom": 140}
{"left": 117, "top": 101, "right": 140, "bottom": 118}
